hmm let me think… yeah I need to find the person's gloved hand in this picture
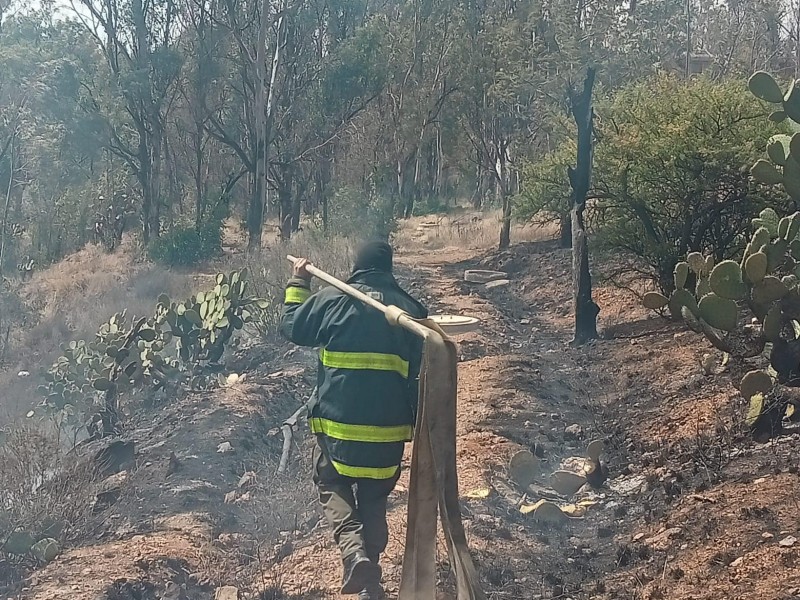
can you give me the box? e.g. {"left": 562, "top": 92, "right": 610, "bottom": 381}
{"left": 293, "top": 257, "right": 312, "bottom": 281}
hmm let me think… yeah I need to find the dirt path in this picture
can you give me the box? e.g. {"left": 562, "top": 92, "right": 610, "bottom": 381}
{"left": 275, "top": 240, "right": 617, "bottom": 599}
{"left": 277, "top": 236, "right": 800, "bottom": 600}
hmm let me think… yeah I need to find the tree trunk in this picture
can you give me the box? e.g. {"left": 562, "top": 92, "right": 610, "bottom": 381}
{"left": 139, "top": 142, "right": 153, "bottom": 244}
{"left": 405, "top": 150, "right": 420, "bottom": 218}
{"left": 248, "top": 0, "right": 270, "bottom": 251}
{"left": 571, "top": 206, "right": 599, "bottom": 344}
{"left": 568, "top": 66, "right": 600, "bottom": 345}
{"left": 472, "top": 148, "right": 483, "bottom": 208}
{"left": 559, "top": 212, "right": 572, "bottom": 248}
{"left": 499, "top": 194, "right": 511, "bottom": 249}
{"left": 279, "top": 179, "right": 292, "bottom": 240}
{"left": 0, "top": 136, "right": 13, "bottom": 276}
{"left": 498, "top": 148, "right": 512, "bottom": 250}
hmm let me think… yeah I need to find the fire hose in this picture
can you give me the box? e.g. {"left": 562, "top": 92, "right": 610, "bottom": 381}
{"left": 285, "top": 255, "right": 486, "bottom": 600}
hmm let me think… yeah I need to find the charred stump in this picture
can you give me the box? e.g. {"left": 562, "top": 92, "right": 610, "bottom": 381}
{"left": 567, "top": 67, "right": 600, "bottom": 345}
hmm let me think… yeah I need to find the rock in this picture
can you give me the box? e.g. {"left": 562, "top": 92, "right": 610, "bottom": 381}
{"left": 485, "top": 279, "right": 511, "bottom": 289}
{"left": 226, "top": 373, "right": 240, "bottom": 386}
{"left": 31, "top": 538, "right": 60, "bottom": 563}
{"left": 17, "top": 370, "right": 30, "bottom": 377}
{"left": 224, "top": 491, "right": 237, "bottom": 504}
{"left": 762, "top": 532, "right": 774, "bottom": 540}
{"left": 609, "top": 474, "right": 648, "bottom": 497}
{"left": 217, "top": 442, "right": 234, "bottom": 454}
{"left": 645, "top": 527, "right": 682, "bottom": 550}
{"left": 779, "top": 535, "right": 797, "bottom": 547}
{"left": 564, "top": 424, "right": 584, "bottom": 440}
{"left": 464, "top": 270, "right": 507, "bottom": 284}
{"left": 730, "top": 556, "right": 744, "bottom": 568}
{"left": 215, "top": 586, "right": 239, "bottom": 600}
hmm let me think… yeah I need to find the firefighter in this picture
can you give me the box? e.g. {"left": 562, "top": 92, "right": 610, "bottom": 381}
{"left": 281, "top": 241, "right": 427, "bottom": 599}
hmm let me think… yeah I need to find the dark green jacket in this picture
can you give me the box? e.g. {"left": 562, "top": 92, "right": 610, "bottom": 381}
{"left": 281, "top": 269, "right": 427, "bottom": 479}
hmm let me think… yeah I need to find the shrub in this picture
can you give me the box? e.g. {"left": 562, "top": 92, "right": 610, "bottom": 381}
{"left": 39, "top": 270, "right": 264, "bottom": 438}
{"left": 148, "top": 201, "right": 226, "bottom": 267}
{"left": 324, "top": 185, "right": 395, "bottom": 241}
{"left": 518, "top": 75, "right": 788, "bottom": 293}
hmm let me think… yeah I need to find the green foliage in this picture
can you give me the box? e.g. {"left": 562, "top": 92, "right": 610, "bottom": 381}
{"left": 520, "top": 75, "right": 788, "bottom": 294}
{"left": 324, "top": 186, "right": 395, "bottom": 241}
{"left": 39, "top": 270, "right": 264, "bottom": 436}
{"left": 148, "top": 205, "right": 225, "bottom": 267}
{"left": 516, "top": 143, "right": 575, "bottom": 225}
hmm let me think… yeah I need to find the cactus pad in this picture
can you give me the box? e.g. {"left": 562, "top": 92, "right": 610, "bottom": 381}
{"left": 674, "top": 262, "right": 689, "bottom": 289}
{"left": 787, "top": 212, "right": 800, "bottom": 240}
{"left": 550, "top": 470, "right": 587, "bottom": 497}
{"left": 643, "top": 292, "right": 669, "bottom": 310}
{"left": 769, "top": 110, "right": 787, "bottom": 122}
{"left": 763, "top": 305, "right": 782, "bottom": 342}
{"left": 696, "top": 277, "right": 712, "bottom": 298}
{"left": 783, "top": 157, "right": 800, "bottom": 199}
{"left": 532, "top": 501, "right": 569, "bottom": 524}
{"left": 753, "top": 208, "right": 781, "bottom": 236}
{"left": 766, "top": 239, "right": 788, "bottom": 271}
{"left": 586, "top": 440, "right": 603, "bottom": 462}
{"left": 669, "top": 289, "right": 698, "bottom": 319}
{"left": 744, "top": 252, "right": 768, "bottom": 284}
{"left": 748, "top": 71, "right": 784, "bottom": 103}
{"left": 768, "top": 135, "right": 791, "bottom": 166}
{"left": 745, "top": 393, "right": 765, "bottom": 428}
{"left": 710, "top": 260, "right": 747, "bottom": 300}
{"left": 751, "top": 159, "right": 783, "bottom": 185}
{"left": 753, "top": 276, "right": 788, "bottom": 305}
{"left": 687, "top": 252, "right": 706, "bottom": 275}
{"left": 752, "top": 227, "right": 772, "bottom": 252}
{"left": 785, "top": 79, "right": 800, "bottom": 122}
{"left": 741, "top": 370, "right": 773, "bottom": 402}
{"left": 698, "top": 293, "right": 738, "bottom": 332}
{"left": 509, "top": 450, "right": 538, "bottom": 488}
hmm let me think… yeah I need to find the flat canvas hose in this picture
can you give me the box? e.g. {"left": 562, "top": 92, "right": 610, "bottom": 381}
{"left": 287, "top": 256, "right": 486, "bottom": 600}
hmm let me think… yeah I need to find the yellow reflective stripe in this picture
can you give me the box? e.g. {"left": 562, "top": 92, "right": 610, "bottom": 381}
{"left": 310, "top": 417, "right": 412, "bottom": 442}
{"left": 320, "top": 349, "right": 409, "bottom": 378}
{"left": 285, "top": 286, "right": 311, "bottom": 304}
{"left": 331, "top": 460, "right": 399, "bottom": 479}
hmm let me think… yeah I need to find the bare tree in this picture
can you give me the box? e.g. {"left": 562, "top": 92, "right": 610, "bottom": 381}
{"left": 70, "top": 0, "right": 182, "bottom": 243}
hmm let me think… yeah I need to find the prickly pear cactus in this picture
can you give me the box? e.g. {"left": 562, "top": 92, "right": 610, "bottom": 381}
{"left": 749, "top": 72, "right": 800, "bottom": 200}
{"left": 640, "top": 69, "right": 800, "bottom": 438}
{"left": 39, "top": 270, "right": 267, "bottom": 437}
{"left": 642, "top": 209, "right": 800, "bottom": 438}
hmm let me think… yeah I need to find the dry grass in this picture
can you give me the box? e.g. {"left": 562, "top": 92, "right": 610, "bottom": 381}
{"left": 0, "top": 239, "right": 197, "bottom": 422}
{"left": 229, "top": 231, "right": 356, "bottom": 338}
{"left": 0, "top": 424, "right": 99, "bottom": 597}
{"left": 393, "top": 210, "right": 556, "bottom": 252}
{"left": 22, "top": 238, "right": 194, "bottom": 337}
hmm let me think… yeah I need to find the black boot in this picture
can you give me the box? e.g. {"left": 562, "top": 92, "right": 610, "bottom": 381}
{"left": 358, "top": 583, "right": 386, "bottom": 600}
{"left": 341, "top": 551, "right": 380, "bottom": 595}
